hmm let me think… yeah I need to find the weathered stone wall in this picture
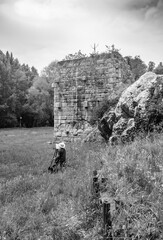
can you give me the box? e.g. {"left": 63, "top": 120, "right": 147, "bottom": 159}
{"left": 53, "top": 52, "right": 133, "bottom": 139}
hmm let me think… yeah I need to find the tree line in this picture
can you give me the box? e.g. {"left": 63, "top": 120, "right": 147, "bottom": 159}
{"left": 0, "top": 50, "right": 54, "bottom": 128}
{"left": 0, "top": 47, "right": 163, "bottom": 128}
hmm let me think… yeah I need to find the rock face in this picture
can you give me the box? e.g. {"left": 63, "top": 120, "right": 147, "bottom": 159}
{"left": 98, "top": 72, "right": 163, "bottom": 143}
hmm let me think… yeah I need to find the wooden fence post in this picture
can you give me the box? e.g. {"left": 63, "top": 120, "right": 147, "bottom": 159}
{"left": 102, "top": 201, "right": 112, "bottom": 239}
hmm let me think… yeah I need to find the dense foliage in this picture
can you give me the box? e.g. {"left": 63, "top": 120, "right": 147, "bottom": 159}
{"left": 154, "top": 62, "right": 163, "bottom": 75}
{"left": 0, "top": 50, "right": 54, "bottom": 128}
{"left": 125, "top": 55, "right": 147, "bottom": 81}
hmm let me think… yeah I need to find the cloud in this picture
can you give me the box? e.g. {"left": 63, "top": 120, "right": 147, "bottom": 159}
{"left": 13, "top": 0, "right": 79, "bottom": 22}
{"left": 121, "top": 0, "right": 163, "bottom": 23}
{"left": 145, "top": 0, "right": 163, "bottom": 21}
{"left": 124, "top": 0, "right": 159, "bottom": 10}
{"left": 0, "top": 0, "right": 163, "bottom": 72}
{"left": 0, "top": 0, "right": 73, "bottom": 28}
{"left": 0, "top": 0, "right": 94, "bottom": 70}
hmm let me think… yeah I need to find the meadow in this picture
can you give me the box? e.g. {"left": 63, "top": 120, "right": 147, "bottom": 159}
{"left": 0, "top": 127, "right": 163, "bottom": 239}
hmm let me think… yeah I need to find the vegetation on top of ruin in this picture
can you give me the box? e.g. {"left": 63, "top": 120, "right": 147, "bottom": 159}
{"left": 62, "top": 50, "right": 87, "bottom": 61}
{"left": 61, "top": 45, "right": 123, "bottom": 61}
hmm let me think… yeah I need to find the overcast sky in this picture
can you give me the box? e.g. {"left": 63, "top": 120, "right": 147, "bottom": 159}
{"left": 0, "top": 0, "right": 163, "bottom": 73}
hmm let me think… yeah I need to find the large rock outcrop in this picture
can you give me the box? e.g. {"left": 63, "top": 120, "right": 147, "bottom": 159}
{"left": 98, "top": 72, "right": 163, "bottom": 143}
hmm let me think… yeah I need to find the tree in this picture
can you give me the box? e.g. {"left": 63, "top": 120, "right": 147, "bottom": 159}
{"left": 24, "top": 74, "right": 54, "bottom": 127}
{"left": 125, "top": 55, "right": 147, "bottom": 81}
{"left": 154, "top": 62, "right": 163, "bottom": 75}
{"left": 0, "top": 49, "right": 39, "bottom": 127}
{"left": 0, "top": 51, "right": 14, "bottom": 127}
{"left": 147, "top": 61, "right": 155, "bottom": 72}
{"left": 41, "top": 60, "right": 58, "bottom": 84}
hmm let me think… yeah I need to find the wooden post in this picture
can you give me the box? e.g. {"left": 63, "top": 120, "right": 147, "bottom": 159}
{"left": 92, "top": 170, "right": 113, "bottom": 239}
{"left": 103, "top": 201, "right": 112, "bottom": 240}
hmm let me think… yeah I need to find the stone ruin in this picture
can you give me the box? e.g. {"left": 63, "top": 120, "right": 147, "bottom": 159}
{"left": 53, "top": 52, "right": 134, "bottom": 141}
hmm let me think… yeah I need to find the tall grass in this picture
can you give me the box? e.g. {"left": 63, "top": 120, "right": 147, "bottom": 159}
{"left": 0, "top": 128, "right": 163, "bottom": 239}
{"left": 99, "top": 135, "right": 163, "bottom": 239}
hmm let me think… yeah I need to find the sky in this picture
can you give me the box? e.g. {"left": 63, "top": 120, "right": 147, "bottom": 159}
{"left": 0, "top": 0, "right": 163, "bottom": 73}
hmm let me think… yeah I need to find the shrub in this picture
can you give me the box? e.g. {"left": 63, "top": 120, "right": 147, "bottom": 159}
{"left": 90, "top": 97, "right": 119, "bottom": 125}
{"left": 0, "top": 113, "right": 18, "bottom": 128}
{"left": 136, "top": 101, "right": 163, "bottom": 134}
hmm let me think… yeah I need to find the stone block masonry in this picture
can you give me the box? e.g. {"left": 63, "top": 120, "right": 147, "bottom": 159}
{"left": 53, "top": 52, "right": 133, "bottom": 140}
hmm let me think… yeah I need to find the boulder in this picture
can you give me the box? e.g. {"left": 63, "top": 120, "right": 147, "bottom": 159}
{"left": 98, "top": 111, "right": 116, "bottom": 141}
{"left": 121, "top": 118, "right": 135, "bottom": 140}
{"left": 112, "top": 117, "right": 128, "bottom": 135}
{"left": 98, "top": 72, "right": 163, "bottom": 143}
{"left": 115, "top": 72, "right": 163, "bottom": 119}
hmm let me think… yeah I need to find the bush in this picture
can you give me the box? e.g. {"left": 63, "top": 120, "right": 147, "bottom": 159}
{"left": 0, "top": 113, "right": 18, "bottom": 128}
{"left": 90, "top": 97, "right": 119, "bottom": 125}
{"left": 136, "top": 101, "right": 163, "bottom": 134}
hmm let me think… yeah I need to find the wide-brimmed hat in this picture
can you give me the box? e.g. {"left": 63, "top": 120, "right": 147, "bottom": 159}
{"left": 59, "top": 142, "right": 65, "bottom": 149}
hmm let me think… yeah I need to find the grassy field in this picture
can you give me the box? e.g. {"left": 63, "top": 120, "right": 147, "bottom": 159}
{"left": 0, "top": 127, "right": 103, "bottom": 240}
{"left": 0, "top": 127, "right": 55, "bottom": 179}
{"left": 0, "top": 127, "right": 163, "bottom": 239}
